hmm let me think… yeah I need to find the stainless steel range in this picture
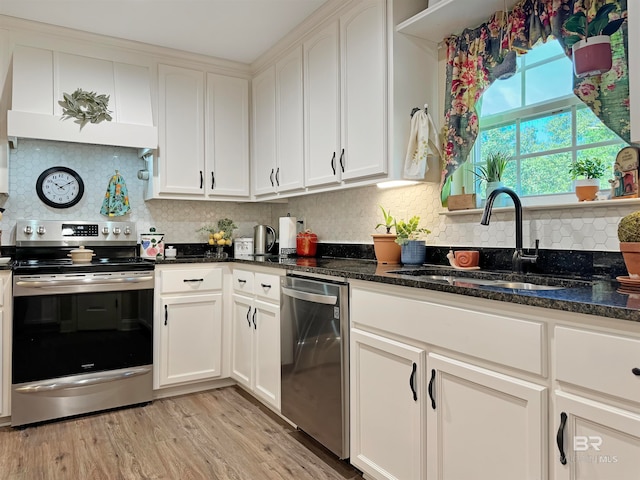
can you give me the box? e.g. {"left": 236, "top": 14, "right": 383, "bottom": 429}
{"left": 11, "top": 220, "right": 154, "bottom": 426}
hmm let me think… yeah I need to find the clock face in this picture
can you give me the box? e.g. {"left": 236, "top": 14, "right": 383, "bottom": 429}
{"left": 36, "top": 167, "right": 85, "bottom": 208}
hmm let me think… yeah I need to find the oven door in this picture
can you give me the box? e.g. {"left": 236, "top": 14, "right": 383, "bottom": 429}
{"left": 11, "top": 271, "right": 154, "bottom": 425}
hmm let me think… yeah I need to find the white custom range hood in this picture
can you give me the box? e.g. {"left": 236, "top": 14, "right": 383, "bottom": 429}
{"left": 8, "top": 45, "right": 157, "bottom": 149}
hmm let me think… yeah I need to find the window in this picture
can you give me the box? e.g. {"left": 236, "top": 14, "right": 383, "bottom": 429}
{"left": 460, "top": 39, "right": 627, "bottom": 204}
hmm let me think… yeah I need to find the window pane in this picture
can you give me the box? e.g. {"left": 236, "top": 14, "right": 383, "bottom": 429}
{"left": 479, "top": 125, "right": 516, "bottom": 157}
{"left": 577, "top": 107, "right": 623, "bottom": 145}
{"left": 479, "top": 72, "right": 522, "bottom": 116}
{"left": 521, "top": 112, "right": 572, "bottom": 154}
{"left": 577, "top": 145, "right": 624, "bottom": 184}
{"left": 524, "top": 57, "right": 574, "bottom": 106}
{"left": 522, "top": 39, "right": 565, "bottom": 65}
{"left": 521, "top": 153, "right": 573, "bottom": 195}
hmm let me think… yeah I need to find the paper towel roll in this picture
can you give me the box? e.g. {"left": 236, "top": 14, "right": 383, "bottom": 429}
{"left": 279, "top": 216, "right": 297, "bottom": 255}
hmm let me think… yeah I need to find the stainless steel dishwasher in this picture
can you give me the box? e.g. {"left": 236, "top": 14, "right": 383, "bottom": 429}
{"left": 280, "top": 272, "right": 349, "bottom": 459}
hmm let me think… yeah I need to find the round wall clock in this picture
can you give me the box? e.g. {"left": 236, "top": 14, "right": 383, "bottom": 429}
{"left": 36, "top": 166, "right": 85, "bottom": 208}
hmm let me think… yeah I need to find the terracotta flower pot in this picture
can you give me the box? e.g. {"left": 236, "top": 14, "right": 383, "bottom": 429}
{"left": 372, "top": 234, "right": 401, "bottom": 265}
{"left": 574, "top": 178, "right": 600, "bottom": 201}
{"left": 572, "top": 35, "right": 612, "bottom": 78}
{"left": 620, "top": 242, "right": 640, "bottom": 278}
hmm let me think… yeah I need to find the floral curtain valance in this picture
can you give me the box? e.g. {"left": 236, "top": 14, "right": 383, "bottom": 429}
{"left": 440, "top": 0, "right": 629, "bottom": 204}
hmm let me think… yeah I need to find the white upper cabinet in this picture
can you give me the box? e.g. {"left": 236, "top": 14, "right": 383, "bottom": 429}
{"left": 252, "top": 48, "right": 305, "bottom": 197}
{"left": 158, "top": 64, "right": 205, "bottom": 195}
{"left": 304, "top": 0, "right": 386, "bottom": 187}
{"left": 304, "top": 21, "right": 341, "bottom": 187}
{"left": 156, "top": 64, "right": 250, "bottom": 200}
{"left": 275, "top": 47, "right": 305, "bottom": 193}
{"left": 205, "top": 73, "right": 250, "bottom": 197}
{"left": 340, "top": 0, "right": 386, "bottom": 181}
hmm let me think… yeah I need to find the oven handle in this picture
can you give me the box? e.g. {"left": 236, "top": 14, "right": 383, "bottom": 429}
{"left": 281, "top": 286, "right": 337, "bottom": 305}
{"left": 14, "top": 367, "right": 152, "bottom": 394}
{"left": 15, "top": 275, "right": 154, "bottom": 288}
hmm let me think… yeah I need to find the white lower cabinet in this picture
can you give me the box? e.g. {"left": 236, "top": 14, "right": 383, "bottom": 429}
{"left": 154, "top": 266, "right": 224, "bottom": 389}
{"left": 350, "top": 328, "right": 426, "bottom": 480}
{"left": 426, "top": 353, "right": 547, "bottom": 480}
{"left": 230, "top": 268, "right": 281, "bottom": 410}
{"left": 553, "top": 391, "right": 640, "bottom": 479}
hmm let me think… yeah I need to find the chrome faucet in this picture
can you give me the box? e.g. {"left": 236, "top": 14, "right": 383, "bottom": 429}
{"left": 480, "top": 186, "right": 538, "bottom": 273}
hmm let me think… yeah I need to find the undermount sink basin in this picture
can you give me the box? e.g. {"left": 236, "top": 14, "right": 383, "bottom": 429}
{"left": 488, "top": 281, "right": 565, "bottom": 291}
{"left": 385, "top": 268, "right": 571, "bottom": 291}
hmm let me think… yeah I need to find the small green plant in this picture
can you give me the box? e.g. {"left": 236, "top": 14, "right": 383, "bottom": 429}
{"left": 568, "top": 157, "right": 606, "bottom": 180}
{"left": 618, "top": 211, "right": 640, "bottom": 243}
{"left": 563, "top": 2, "right": 626, "bottom": 48}
{"left": 395, "top": 216, "right": 431, "bottom": 246}
{"left": 471, "top": 151, "right": 510, "bottom": 184}
{"left": 375, "top": 206, "right": 396, "bottom": 234}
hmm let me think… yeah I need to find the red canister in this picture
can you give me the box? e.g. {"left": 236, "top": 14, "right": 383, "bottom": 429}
{"left": 296, "top": 230, "right": 318, "bottom": 257}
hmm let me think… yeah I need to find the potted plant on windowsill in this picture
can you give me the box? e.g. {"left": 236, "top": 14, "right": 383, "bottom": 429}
{"left": 568, "top": 157, "right": 606, "bottom": 201}
{"left": 395, "top": 216, "right": 431, "bottom": 265}
{"left": 617, "top": 210, "right": 640, "bottom": 278}
{"left": 563, "top": 1, "right": 626, "bottom": 78}
{"left": 471, "top": 150, "right": 510, "bottom": 207}
{"left": 372, "top": 206, "right": 401, "bottom": 265}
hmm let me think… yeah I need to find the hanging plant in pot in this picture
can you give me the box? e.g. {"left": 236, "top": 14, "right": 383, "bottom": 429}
{"left": 563, "top": 1, "right": 626, "bottom": 78}
{"left": 372, "top": 206, "right": 401, "bottom": 265}
{"left": 568, "top": 156, "right": 606, "bottom": 201}
{"left": 617, "top": 211, "right": 640, "bottom": 278}
{"left": 395, "top": 216, "right": 431, "bottom": 265}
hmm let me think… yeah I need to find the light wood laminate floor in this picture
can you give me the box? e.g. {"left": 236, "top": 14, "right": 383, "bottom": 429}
{"left": 0, "top": 386, "right": 364, "bottom": 480}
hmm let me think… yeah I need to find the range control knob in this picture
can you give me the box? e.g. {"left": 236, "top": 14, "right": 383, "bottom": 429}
{"left": 24, "top": 226, "right": 33, "bottom": 235}
{"left": 102, "top": 227, "right": 110, "bottom": 235}
{"left": 37, "top": 226, "right": 46, "bottom": 235}
{"left": 123, "top": 226, "right": 132, "bottom": 235}
{"left": 113, "top": 227, "right": 122, "bottom": 235}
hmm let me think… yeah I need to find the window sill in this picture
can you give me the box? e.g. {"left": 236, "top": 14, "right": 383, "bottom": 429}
{"left": 440, "top": 196, "right": 640, "bottom": 216}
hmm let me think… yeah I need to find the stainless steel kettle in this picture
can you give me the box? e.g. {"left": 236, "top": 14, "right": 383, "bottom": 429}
{"left": 253, "top": 224, "right": 276, "bottom": 255}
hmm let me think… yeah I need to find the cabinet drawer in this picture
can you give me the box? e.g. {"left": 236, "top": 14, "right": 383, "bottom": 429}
{"left": 556, "top": 326, "right": 640, "bottom": 403}
{"left": 160, "top": 267, "right": 222, "bottom": 294}
{"left": 233, "top": 269, "right": 255, "bottom": 295}
{"left": 254, "top": 272, "right": 280, "bottom": 303}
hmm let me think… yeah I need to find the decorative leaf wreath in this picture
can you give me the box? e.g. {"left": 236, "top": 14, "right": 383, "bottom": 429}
{"left": 58, "top": 88, "right": 113, "bottom": 129}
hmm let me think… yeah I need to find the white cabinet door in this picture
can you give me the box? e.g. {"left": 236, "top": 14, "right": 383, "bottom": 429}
{"left": 340, "top": 0, "right": 386, "bottom": 180}
{"left": 252, "top": 66, "right": 277, "bottom": 196}
{"left": 304, "top": 21, "right": 341, "bottom": 187}
{"left": 253, "top": 299, "right": 281, "bottom": 410}
{"left": 158, "top": 64, "right": 205, "bottom": 195}
{"left": 205, "top": 73, "right": 249, "bottom": 198}
{"left": 554, "top": 391, "right": 640, "bottom": 480}
{"left": 350, "top": 328, "right": 426, "bottom": 480}
{"left": 427, "top": 353, "right": 547, "bottom": 480}
{"left": 275, "top": 47, "right": 304, "bottom": 193}
{"left": 157, "top": 293, "right": 222, "bottom": 387}
{"left": 231, "top": 294, "right": 254, "bottom": 389}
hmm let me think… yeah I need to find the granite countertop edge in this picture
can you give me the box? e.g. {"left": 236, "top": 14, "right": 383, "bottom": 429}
{"left": 155, "top": 256, "right": 640, "bottom": 323}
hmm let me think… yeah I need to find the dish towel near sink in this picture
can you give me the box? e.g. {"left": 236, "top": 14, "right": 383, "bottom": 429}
{"left": 404, "top": 107, "right": 441, "bottom": 179}
{"left": 100, "top": 170, "right": 131, "bottom": 217}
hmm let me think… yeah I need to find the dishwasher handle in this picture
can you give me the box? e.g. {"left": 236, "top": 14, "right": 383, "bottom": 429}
{"left": 281, "top": 286, "right": 337, "bottom": 305}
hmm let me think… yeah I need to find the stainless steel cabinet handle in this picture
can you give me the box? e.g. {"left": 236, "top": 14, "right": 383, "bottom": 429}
{"left": 281, "top": 286, "right": 337, "bottom": 305}
{"left": 15, "top": 367, "right": 151, "bottom": 393}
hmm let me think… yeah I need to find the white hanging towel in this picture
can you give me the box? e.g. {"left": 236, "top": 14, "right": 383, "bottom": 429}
{"left": 403, "top": 108, "right": 441, "bottom": 179}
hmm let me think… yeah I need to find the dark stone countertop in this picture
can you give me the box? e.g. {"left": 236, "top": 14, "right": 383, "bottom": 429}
{"left": 156, "top": 254, "right": 640, "bottom": 324}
